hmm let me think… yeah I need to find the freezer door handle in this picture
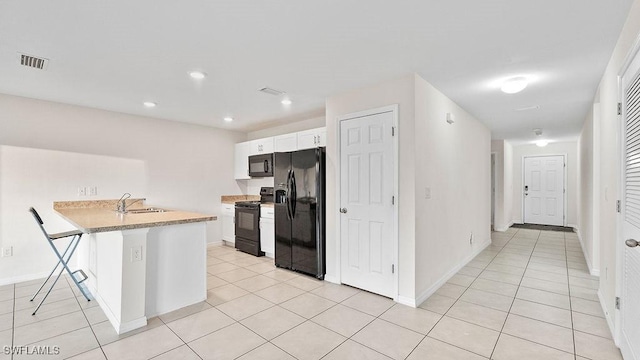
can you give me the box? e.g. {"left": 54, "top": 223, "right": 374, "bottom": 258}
{"left": 290, "top": 171, "right": 297, "bottom": 218}
{"left": 286, "top": 170, "right": 293, "bottom": 220}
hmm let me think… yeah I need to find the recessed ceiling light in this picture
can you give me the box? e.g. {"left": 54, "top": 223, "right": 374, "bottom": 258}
{"left": 143, "top": 101, "right": 157, "bottom": 108}
{"left": 189, "top": 71, "right": 207, "bottom": 79}
{"left": 281, "top": 98, "right": 292, "bottom": 105}
{"left": 536, "top": 140, "right": 549, "bottom": 147}
{"left": 224, "top": 117, "right": 233, "bottom": 122}
{"left": 501, "top": 77, "right": 528, "bottom": 94}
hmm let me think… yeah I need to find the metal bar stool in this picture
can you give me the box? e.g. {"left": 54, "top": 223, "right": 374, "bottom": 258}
{"left": 28, "top": 207, "right": 91, "bottom": 315}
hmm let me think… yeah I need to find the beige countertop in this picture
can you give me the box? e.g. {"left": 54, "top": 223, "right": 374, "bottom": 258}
{"left": 221, "top": 195, "right": 260, "bottom": 204}
{"left": 54, "top": 200, "right": 216, "bottom": 233}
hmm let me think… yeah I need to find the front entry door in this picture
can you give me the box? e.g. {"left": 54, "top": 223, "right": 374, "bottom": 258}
{"left": 523, "top": 155, "right": 565, "bottom": 226}
{"left": 340, "top": 108, "right": 395, "bottom": 298}
{"left": 619, "top": 45, "right": 640, "bottom": 360}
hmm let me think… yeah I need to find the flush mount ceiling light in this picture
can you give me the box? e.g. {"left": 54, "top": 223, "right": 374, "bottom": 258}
{"left": 143, "top": 101, "right": 157, "bottom": 108}
{"left": 281, "top": 98, "right": 292, "bottom": 105}
{"left": 533, "top": 128, "right": 543, "bottom": 136}
{"left": 501, "top": 76, "right": 528, "bottom": 94}
{"left": 223, "top": 117, "right": 233, "bottom": 122}
{"left": 189, "top": 71, "right": 207, "bottom": 79}
{"left": 536, "top": 140, "right": 549, "bottom": 147}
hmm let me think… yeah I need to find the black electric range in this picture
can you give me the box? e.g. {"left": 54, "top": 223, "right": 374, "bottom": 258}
{"left": 234, "top": 187, "right": 273, "bottom": 256}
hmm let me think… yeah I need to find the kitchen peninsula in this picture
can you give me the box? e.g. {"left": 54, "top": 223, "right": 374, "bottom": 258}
{"left": 54, "top": 200, "right": 216, "bottom": 334}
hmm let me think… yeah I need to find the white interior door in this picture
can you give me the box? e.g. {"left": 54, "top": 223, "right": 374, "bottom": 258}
{"left": 340, "top": 109, "right": 395, "bottom": 298}
{"left": 619, "top": 48, "right": 640, "bottom": 360}
{"left": 523, "top": 155, "right": 565, "bottom": 226}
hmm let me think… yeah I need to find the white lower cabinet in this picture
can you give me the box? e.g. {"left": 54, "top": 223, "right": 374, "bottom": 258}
{"left": 260, "top": 206, "right": 274, "bottom": 258}
{"left": 221, "top": 204, "right": 235, "bottom": 244}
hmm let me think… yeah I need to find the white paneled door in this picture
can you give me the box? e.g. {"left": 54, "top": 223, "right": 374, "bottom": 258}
{"left": 523, "top": 155, "right": 565, "bottom": 226}
{"left": 619, "top": 45, "right": 640, "bottom": 360}
{"left": 340, "top": 109, "right": 395, "bottom": 298}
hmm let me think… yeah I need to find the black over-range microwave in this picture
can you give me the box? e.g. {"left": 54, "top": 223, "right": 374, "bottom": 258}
{"left": 248, "top": 153, "right": 273, "bottom": 177}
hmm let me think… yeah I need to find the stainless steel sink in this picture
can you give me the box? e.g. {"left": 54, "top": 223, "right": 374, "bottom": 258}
{"left": 125, "top": 208, "right": 168, "bottom": 214}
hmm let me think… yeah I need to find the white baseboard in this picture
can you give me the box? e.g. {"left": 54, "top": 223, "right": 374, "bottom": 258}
{"left": 90, "top": 283, "right": 148, "bottom": 334}
{"left": 495, "top": 221, "right": 515, "bottom": 232}
{"left": 574, "top": 227, "right": 600, "bottom": 277}
{"left": 413, "top": 238, "right": 491, "bottom": 307}
{"left": 207, "top": 241, "right": 223, "bottom": 248}
{"left": 323, "top": 274, "right": 340, "bottom": 285}
{"left": 0, "top": 271, "right": 51, "bottom": 287}
{"left": 598, "top": 289, "right": 617, "bottom": 341}
{"left": 397, "top": 295, "right": 417, "bottom": 307}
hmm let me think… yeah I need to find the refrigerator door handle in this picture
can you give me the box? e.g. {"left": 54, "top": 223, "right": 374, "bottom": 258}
{"left": 290, "top": 171, "right": 297, "bottom": 218}
{"left": 286, "top": 169, "right": 293, "bottom": 220}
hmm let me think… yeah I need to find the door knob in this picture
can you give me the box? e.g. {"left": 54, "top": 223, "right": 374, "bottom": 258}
{"left": 340, "top": 208, "right": 348, "bottom": 214}
{"left": 626, "top": 239, "right": 640, "bottom": 248}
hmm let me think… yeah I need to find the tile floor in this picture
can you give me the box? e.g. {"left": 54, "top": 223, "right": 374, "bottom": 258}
{"left": 0, "top": 228, "right": 624, "bottom": 359}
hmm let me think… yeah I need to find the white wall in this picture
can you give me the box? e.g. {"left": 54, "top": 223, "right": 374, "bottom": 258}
{"left": 326, "top": 74, "right": 417, "bottom": 300}
{"left": 578, "top": 104, "right": 600, "bottom": 275}
{"left": 504, "top": 141, "right": 514, "bottom": 229}
{"left": 491, "top": 140, "right": 515, "bottom": 231}
{"left": 579, "top": 0, "right": 640, "bottom": 332}
{"left": 0, "top": 93, "right": 246, "bottom": 284}
{"left": 325, "top": 74, "right": 490, "bottom": 305}
{"left": 0, "top": 146, "right": 147, "bottom": 284}
{"left": 510, "top": 142, "right": 578, "bottom": 226}
{"left": 413, "top": 76, "right": 491, "bottom": 304}
{"left": 247, "top": 116, "right": 326, "bottom": 140}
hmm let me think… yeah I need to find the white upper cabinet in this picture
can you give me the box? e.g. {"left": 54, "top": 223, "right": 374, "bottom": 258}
{"left": 297, "top": 127, "right": 327, "bottom": 149}
{"left": 248, "top": 137, "right": 274, "bottom": 155}
{"left": 234, "top": 127, "right": 325, "bottom": 179}
{"left": 274, "top": 133, "right": 298, "bottom": 152}
{"left": 234, "top": 141, "right": 251, "bottom": 180}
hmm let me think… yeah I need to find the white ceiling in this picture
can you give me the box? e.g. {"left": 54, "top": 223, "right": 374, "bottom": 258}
{"left": 0, "top": 1, "right": 633, "bottom": 143}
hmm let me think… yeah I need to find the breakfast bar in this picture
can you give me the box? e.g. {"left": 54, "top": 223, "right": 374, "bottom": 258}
{"left": 53, "top": 200, "right": 216, "bottom": 334}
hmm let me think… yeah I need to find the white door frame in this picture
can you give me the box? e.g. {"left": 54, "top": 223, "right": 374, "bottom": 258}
{"left": 335, "top": 104, "right": 399, "bottom": 302}
{"left": 615, "top": 32, "right": 640, "bottom": 349}
{"left": 521, "top": 154, "right": 568, "bottom": 226}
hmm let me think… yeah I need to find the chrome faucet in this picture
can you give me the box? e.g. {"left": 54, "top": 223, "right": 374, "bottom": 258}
{"left": 116, "top": 193, "right": 131, "bottom": 213}
{"left": 117, "top": 193, "right": 145, "bottom": 213}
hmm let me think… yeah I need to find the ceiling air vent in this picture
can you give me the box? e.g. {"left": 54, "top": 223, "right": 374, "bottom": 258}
{"left": 18, "top": 53, "right": 49, "bottom": 70}
{"left": 258, "top": 87, "right": 285, "bottom": 96}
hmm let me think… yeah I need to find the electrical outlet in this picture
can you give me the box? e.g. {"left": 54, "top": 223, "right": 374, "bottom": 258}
{"left": 89, "top": 186, "right": 98, "bottom": 196}
{"left": 131, "top": 246, "right": 142, "bottom": 262}
{"left": 78, "top": 187, "right": 87, "bottom": 197}
{"left": 424, "top": 187, "right": 431, "bottom": 199}
{"left": 2, "top": 246, "right": 12, "bottom": 257}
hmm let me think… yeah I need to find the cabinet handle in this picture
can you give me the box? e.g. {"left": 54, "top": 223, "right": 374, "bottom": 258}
{"left": 313, "top": 135, "right": 317, "bottom": 144}
{"left": 317, "top": 134, "right": 320, "bottom": 144}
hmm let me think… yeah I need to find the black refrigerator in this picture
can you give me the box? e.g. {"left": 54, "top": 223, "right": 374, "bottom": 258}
{"left": 274, "top": 148, "right": 325, "bottom": 279}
